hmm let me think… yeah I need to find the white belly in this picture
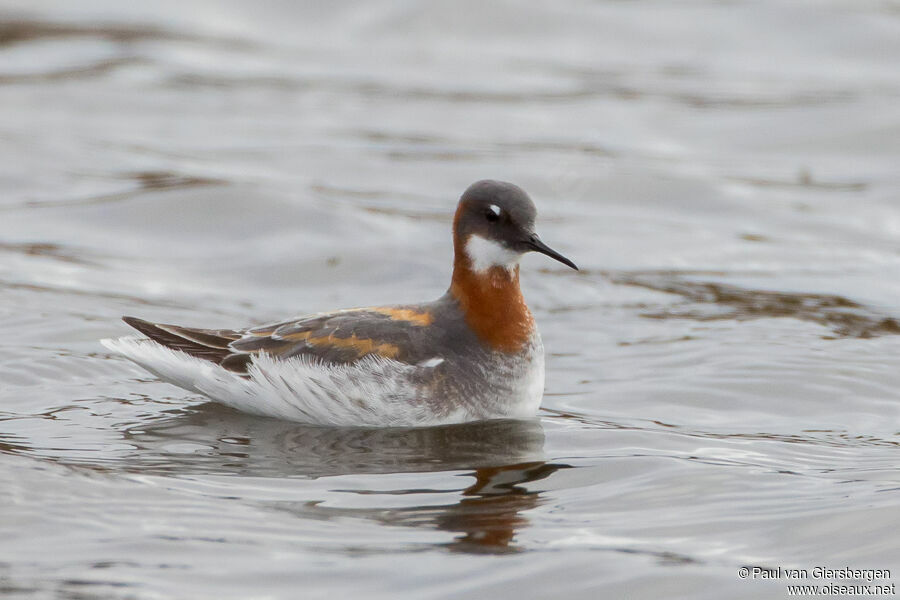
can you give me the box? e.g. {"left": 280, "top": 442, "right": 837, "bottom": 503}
{"left": 102, "top": 333, "right": 546, "bottom": 427}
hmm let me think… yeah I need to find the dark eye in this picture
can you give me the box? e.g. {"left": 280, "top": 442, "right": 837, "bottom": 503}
{"left": 484, "top": 208, "right": 500, "bottom": 223}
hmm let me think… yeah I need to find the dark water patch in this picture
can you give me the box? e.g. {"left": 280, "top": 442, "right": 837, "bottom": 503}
{"left": 358, "top": 130, "right": 449, "bottom": 146}
{"left": 0, "top": 56, "right": 140, "bottom": 84}
{"left": 0, "top": 19, "right": 166, "bottom": 46}
{"left": 353, "top": 129, "right": 615, "bottom": 158}
{"left": 505, "top": 138, "right": 616, "bottom": 158}
{"left": 727, "top": 169, "right": 868, "bottom": 192}
{"left": 157, "top": 71, "right": 857, "bottom": 109}
{"left": 675, "top": 88, "right": 857, "bottom": 109}
{"left": 538, "top": 58, "right": 863, "bottom": 107}
{"left": 595, "top": 81, "right": 859, "bottom": 109}
{"left": 617, "top": 335, "right": 698, "bottom": 346}
{"left": 359, "top": 130, "right": 616, "bottom": 162}
{"left": 165, "top": 72, "right": 310, "bottom": 91}
{"left": 69, "top": 169, "right": 224, "bottom": 197}
{"left": 360, "top": 205, "right": 451, "bottom": 220}
{"left": 0, "top": 18, "right": 251, "bottom": 48}
{"left": 739, "top": 233, "right": 769, "bottom": 242}
{"left": 389, "top": 81, "right": 857, "bottom": 109}
{"left": 609, "top": 272, "right": 900, "bottom": 339}
{"left": 5, "top": 175, "right": 228, "bottom": 212}
{"left": 0, "top": 578, "right": 39, "bottom": 598}
{"left": 0, "top": 436, "right": 31, "bottom": 456}
{"left": 385, "top": 148, "right": 480, "bottom": 162}
{"left": 128, "top": 170, "right": 223, "bottom": 192}
{"left": 0, "top": 242, "right": 92, "bottom": 265}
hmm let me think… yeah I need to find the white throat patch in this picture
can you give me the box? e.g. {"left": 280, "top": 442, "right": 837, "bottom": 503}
{"left": 465, "top": 234, "right": 521, "bottom": 273}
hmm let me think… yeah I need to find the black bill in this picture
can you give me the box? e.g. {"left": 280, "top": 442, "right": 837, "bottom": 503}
{"left": 524, "top": 234, "right": 578, "bottom": 270}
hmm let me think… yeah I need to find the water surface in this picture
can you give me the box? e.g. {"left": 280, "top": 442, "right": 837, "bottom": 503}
{"left": 1, "top": 1, "right": 899, "bottom": 598}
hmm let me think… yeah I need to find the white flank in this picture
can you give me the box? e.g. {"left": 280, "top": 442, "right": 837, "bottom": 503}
{"left": 465, "top": 234, "right": 521, "bottom": 273}
{"left": 101, "top": 337, "right": 468, "bottom": 427}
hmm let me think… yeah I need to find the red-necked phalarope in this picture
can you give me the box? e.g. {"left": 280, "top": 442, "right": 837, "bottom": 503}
{"left": 103, "top": 180, "right": 578, "bottom": 427}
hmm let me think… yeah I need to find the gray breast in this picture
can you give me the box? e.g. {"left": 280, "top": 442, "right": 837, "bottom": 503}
{"left": 414, "top": 297, "right": 545, "bottom": 419}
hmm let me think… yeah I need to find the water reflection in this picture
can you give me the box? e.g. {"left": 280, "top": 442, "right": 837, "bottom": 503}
{"left": 120, "top": 403, "right": 548, "bottom": 478}
{"left": 0, "top": 400, "right": 575, "bottom": 557}
{"left": 280, "top": 460, "right": 570, "bottom": 554}
{"left": 122, "top": 405, "right": 568, "bottom": 553}
{"left": 441, "top": 461, "right": 568, "bottom": 553}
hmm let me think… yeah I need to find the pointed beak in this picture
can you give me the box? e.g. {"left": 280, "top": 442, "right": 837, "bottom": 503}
{"left": 524, "top": 233, "right": 578, "bottom": 270}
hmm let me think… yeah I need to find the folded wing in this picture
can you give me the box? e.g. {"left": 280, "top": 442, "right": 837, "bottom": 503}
{"left": 122, "top": 305, "right": 436, "bottom": 374}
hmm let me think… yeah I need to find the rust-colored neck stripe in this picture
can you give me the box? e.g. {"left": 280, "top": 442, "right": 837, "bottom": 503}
{"left": 450, "top": 234, "right": 534, "bottom": 353}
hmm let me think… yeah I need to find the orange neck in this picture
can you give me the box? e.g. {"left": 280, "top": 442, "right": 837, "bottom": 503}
{"left": 449, "top": 248, "right": 535, "bottom": 353}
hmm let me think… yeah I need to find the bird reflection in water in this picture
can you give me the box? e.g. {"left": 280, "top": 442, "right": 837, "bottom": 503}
{"left": 438, "top": 461, "right": 569, "bottom": 553}
{"left": 114, "top": 403, "right": 570, "bottom": 553}
{"left": 121, "top": 403, "right": 549, "bottom": 476}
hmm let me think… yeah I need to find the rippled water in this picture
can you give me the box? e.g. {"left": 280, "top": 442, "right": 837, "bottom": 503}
{"left": 2, "top": 1, "right": 899, "bottom": 598}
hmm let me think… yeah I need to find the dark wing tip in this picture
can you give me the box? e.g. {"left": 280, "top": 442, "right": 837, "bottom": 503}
{"left": 119, "top": 315, "right": 233, "bottom": 364}
{"left": 122, "top": 316, "right": 159, "bottom": 337}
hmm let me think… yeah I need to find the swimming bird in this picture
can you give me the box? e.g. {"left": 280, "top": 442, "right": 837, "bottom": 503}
{"left": 102, "top": 180, "right": 578, "bottom": 427}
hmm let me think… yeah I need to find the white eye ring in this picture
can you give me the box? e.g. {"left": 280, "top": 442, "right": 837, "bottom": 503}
{"left": 488, "top": 204, "right": 500, "bottom": 217}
